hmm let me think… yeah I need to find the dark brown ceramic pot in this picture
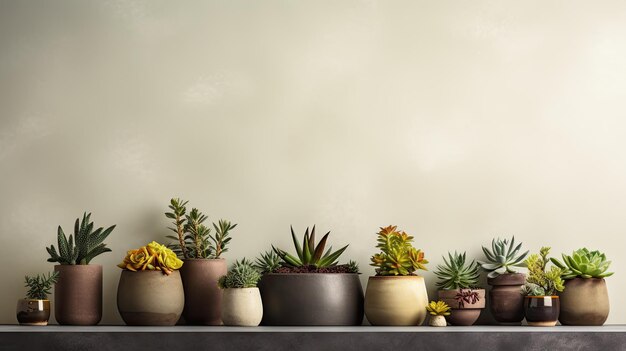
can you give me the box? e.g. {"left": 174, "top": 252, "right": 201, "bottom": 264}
{"left": 54, "top": 265, "right": 102, "bottom": 325}
{"left": 524, "top": 296, "right": 560, "bottom": 326}
{"left": 258, "top": 273, "right": 364, "bottom": 326}
{"left": 487, "top": 273, "right": 525, "bottom": 324}
{"left": 559, "top": 278, "right": 609, "bottom": 326}
{"left": 438, "top": 289, "right": 486, "bottom": 326}
{"left": 179, "top": 259, "right": 226, "bottom": 325}
{"left": 16, "top": 299, "right": 51, "bottom": 326}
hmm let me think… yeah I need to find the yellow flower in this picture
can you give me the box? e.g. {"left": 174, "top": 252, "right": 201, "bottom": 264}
{"left": 119, "top": 241, "right": 183, "bottom": 275}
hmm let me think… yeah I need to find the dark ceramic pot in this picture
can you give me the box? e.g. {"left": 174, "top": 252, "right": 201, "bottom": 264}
{"left": 179, "top": 259, "right": 226, "bottom": 325}
{"left": 524, "top": 296, "right": 560, "bottom": 326}
{"left": 487, "top": 273, "right": 525, "bottom": 324}
{"left": 54, "top": 265, "right": 102, "bottom": 325}
{"left": 438, "top": 289, "right": 486, "bottom": 326}
{"left": 258, "top": 273, "right": 364, "bottom": 326}
{"left": 16, "top": 299, "right": 50, "bottom": 326}
{"left": 559, "top": 278, "right": 609, "bottom": 326}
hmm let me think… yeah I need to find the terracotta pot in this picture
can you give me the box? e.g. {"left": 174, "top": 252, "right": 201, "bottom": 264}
{"left": 179, "top": 258, "right": 227, "bottom": 325}
{"left": 16, "top": 299, "right": 50, "bottom": 326}
{"left": 524, "top": 296, "right": 560, "bottom": 326}
{"left": 438, "top": 289, "right": 486, "bottom": 326}
{"left": 429, "top": 315, "right": 447, "bottom": 327}
{"left": 117, "top": 270, "right": 184, "bottom": 326}
{"left": 221, "top": 287, "right": 263, "bottom": 326}
{"left": 364, "top": 275, "right": 429, "bottom": 326}
{"left": 259, "top": 273, "right": 364, "bottom": 326}
{"left": 559, "top": 278, "right": 609, "bottom": 326}
{"left": 487, "top": 273, "right": 525, "bottom": 324}
{"left": 54, "top": 265, "right": 102, "bottom": 325}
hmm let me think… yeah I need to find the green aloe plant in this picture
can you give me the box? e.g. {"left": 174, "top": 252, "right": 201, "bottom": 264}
{"left": 218, "top": 259, "right": 262, "bottom": 289}
{"left": 254, "top": 250, "right": 282, "bottom": 274}
{"left": 550, "top": 248, "right": 613, "bottom": 280}
{"left": 434, "top": 251, "right": 480, "bottom": 290}
{"left": 272, "top": 226, "right": 348, "bottom": 268}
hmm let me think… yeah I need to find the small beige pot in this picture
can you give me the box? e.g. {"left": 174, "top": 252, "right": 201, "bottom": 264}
{"left": 559, "top": 278, "right": 609, "bottom": 326}
{"left": 429, "top": 315, "right": 447, "bottom": 327}
{"left": 221, "top": 287, "right": 263, "bottom": 326}
{"left": 364, "top": 275, "right": 429, "bottom": 326}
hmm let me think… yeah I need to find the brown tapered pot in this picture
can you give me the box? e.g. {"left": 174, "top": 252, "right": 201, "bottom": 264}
{"left": 524, "top": 296, "right": 559, "bottom": 326}
{"left": 179, "top": 258, "right": 226, "bottom": 325}
{"left": 487, "top": 273, "right": 525, "bottom": 324}
{"left": 16, "top": 299, "right": 51, "bottom": 326}
{"left": 558, "top": 278, "right": 609, "bottom": 325}
{"left": 439, "top": 289, "right": 486, "bottom": 326}
{"left": 54, "top": 265, "right": 102, "bottom": 325}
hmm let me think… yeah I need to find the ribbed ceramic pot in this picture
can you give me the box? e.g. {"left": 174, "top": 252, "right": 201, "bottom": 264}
{"left": 438, "top": 289, "right": 486, "bottom": 326}
{"left": 429, "top": 315, "right": 447, "bottom": 327}
{"left": 487, "top": 273, "right": 525, "bottom": 324}
{"left": 16, "top": 299, "right": 50, "bottom": 326}
{"left": 524, "top": 296, "right": 560, "bottom": 327}
{"left": 559, "top": 278, "right": 609, "bottom": 326}
{"left": 364, "top": 275, "right": 429, "bottom": 326}
{"left": 117, "top": 270, "right": 184, "bottom": 326}
{"left": 221, "top": 287, "right": 263, "bottom": 326}
{"left": 259, "top": 273, "right": 364, "bottom": 326}
{"left": 179, "top": 258, "right": 227, "bottom": 325}
{"left": 54, "top": 265, "right": 102, "bottom": 325}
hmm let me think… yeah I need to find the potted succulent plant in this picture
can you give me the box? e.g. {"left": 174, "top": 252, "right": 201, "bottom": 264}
{"left": 218, "top": 258, "right": 263, "bottom": 326}
{"left": 16, "top": 272, "right": 59, "bottom": 326}
{"left": 165, "top": 198, "right": 237, "bottom": 325}
{"left": 116, "top": 241, "right": 184, "bottom": 325}
{"left": 521, "top": 247, "right": 564, "bottom": 327}
{"left": 478, "top": 236, "right": 528, "bottom": 324}
{"left": 364, "top": 225, "right": 429, "bottom": 326}
{"left": 551, "top": 248, "right": 613, "bottom": 325}
{"left": 435, "top": 251, "right": 485, "bottom": 326}
{"left": 46, "top": 212, "right": 115, "bottom": 325}
{"left": 257, "top": 225, "right": 363, "bottom": 326}
{"left": 426, "top": 300, "right": 451, "bottom": 327}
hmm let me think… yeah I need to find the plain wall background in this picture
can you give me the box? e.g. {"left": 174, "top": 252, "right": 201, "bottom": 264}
{"left": 1, "top": 0, "right": 625, "bottom": 325}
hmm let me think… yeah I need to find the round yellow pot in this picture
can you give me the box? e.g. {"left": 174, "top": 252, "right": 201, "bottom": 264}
{"left": 221, "top": 287, "right": 263, "bottom": 326}
{"left": 364, "top": 275, "right": 429, "bottom": 326}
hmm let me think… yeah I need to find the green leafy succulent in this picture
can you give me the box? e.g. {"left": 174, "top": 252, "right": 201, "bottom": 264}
{"left": 370, "top": 225, "right": 428, "bottom": 276}
{"left": 24, "top": 271, "right": 59, "bottom": 300}
{"left": 426, "top": 300, "right": 451, "bottom": 316}
{"left": 478, "top": 236, "right": 528, "bottom": 278}
{"left": 434, "top": 251, "right": 480, "bottom": 290}
{"left": 521, "top": 247, "right": 564, "bottom": 296}
{"left": 273, "top": 226, "right": 348, "bottom": 268}
{"left": 550, "top": 248, "right": 613, "bottom": 280}
{"left": 218, "top": 259, "right": 262, "bottom": 289}
{"left": 255, "top": 250, "right": 283, "bottom": 274}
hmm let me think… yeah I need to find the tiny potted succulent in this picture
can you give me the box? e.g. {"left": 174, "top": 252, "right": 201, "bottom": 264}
{"left": 257, "top": 225, "right": 363, "bottom": 326}
{"left": 551, "top": 248, "right": 613, "bottom": 325}
{"left": 218, "top": 258, "right": 263, "bottom": 326}
{"left": 16, "top": 272, "right": 59, "bottom": 326}
{"left": 426, "top": 300, "right": 451, "bottom": 327}
{"left": 116, "top": 241, "right": 184, "bottom": 325}
{"left": 46, "top": 212, "right": 116, "bottom": 325}
{"left": 478, "top": 236, "right": 528, "bottom": 324}
{"left": 165, "top": 198, "right": 237, "bottom": 325}
{"left": 364, "top": 225, "right": 429, "bottom": 326}
{"left": 435, "top": 251, "right": 485, "bottom": 326}
{"left": 521, "top": 247, "right": 564, "bottom": 327}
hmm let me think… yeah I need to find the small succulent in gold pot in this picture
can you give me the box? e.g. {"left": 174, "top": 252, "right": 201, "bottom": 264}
{"left": 17, "top": 271, "right": 59, "bottom": 326}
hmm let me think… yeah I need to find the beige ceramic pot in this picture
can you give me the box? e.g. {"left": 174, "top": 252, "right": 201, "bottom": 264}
{"left": 559, "top": 278, "right": 609, "bottom": 326}
{"left": 429, "top": 315, "right": 447, "bottom": 327}
{"left": 54, "top": 265, "right": 102, "bottom": 325}
{"left": 117, "top": 270, "right": 184, "bottom": 326}
{"left": 438, "top": 289, "right": 486, "bottom": 326}
{"left": 364, "top": 275, "right": 429, "bottom": 326}
{"left": 180, "top": 259, "right": 227, "bottom": 325}
{"left": 16, "top": 299, "right": 51, "bottom": 326}
{"left": 221, "top": 287, "right": 263, "bottom": 326}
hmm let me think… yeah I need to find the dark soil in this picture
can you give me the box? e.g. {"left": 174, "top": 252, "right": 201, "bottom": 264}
{"left": 274, "top": 264, "right": 356, "bottom": 273}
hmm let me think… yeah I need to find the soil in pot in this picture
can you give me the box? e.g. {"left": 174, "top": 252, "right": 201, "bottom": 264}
{"left": 438, "top": 289, "right": 486, "bottom": 326}
{"left": 487, "top": 273, "right": 525, "bottom": 324}
{"left": 16, "top": 299, "right": 50, "bottom": 326}
{"left": 559, "top": 278, "right": 609, "bottom": 326}
{"left": 364, "top": 275, "right": 429, "bottom": 326}
{"left": 54, "top": 265, "right": 102, "bottom": 325}
{"left": 524, "top": 296, "right": 560, "bottom": 327}
{"left": 179, "top": 258, "right": 226, "bottom": 325}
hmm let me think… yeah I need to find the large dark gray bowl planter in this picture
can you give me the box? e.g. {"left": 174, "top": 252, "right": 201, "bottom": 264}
{"left": 258, "top": 273, "right": 364, "bottom": 326}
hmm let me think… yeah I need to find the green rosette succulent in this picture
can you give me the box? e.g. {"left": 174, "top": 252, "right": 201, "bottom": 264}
{"left": 550, "top": 248, "right": 613, "bottom": 280}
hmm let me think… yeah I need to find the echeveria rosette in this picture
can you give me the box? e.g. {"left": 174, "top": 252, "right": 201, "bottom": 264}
{"left": 550, "top": 248, "right": 614, "bottom": 280}
{"left": 478, "top": 236, "right": 528, "bottom": 279}
{"left": 118, "top": 241, "right": 183, "bottom": 275}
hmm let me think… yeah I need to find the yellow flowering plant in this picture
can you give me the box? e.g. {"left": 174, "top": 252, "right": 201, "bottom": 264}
{"left": 117, "top": 241, "right": 183, "bottom": 275}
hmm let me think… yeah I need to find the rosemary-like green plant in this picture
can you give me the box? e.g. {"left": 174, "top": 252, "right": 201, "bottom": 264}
{"left": 550, "top": 248, "right": 613, "bottom": 280}
{"left": 434, "top": 251, "right": 481, "bottom": 290}
{"left": 255, "top": 250, "right": 283, "bottom": 274}
{"left": 521, "top": 247, "right": 564, "bottom": 296}
{"left": 24, "top": 272, "right": 59, "bottom": 300}
{"left": 46, "top": 212, "right": 116, "bottom": 265}
{"left": 218, "top": 259, "right": 262, "bottom": 289}
{"left": 370, "top": 225, "right": 428, "bottom": 276}
{"left": 478, "top": 236, "right": 528, "bottom": 278}
{"left": 272, "top": 226, "right": 349, "bottom": 268}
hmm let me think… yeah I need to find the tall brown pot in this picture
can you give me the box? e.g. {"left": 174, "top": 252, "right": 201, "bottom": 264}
{"left": 559, "top": 278, "right": 609, "bottom": 326}
{"left": 54, "top": 265, "right": 102, "bottom": 325}
{"left": 179, "top": 258, "right": 226, "bottom": 325}
{"left": 487, "top": 273, "right": 525, "bottom": 324}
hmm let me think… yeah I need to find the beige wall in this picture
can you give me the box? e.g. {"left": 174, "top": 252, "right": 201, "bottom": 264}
{"left": 1, "top": 0, "right": 625, "bottom": 325}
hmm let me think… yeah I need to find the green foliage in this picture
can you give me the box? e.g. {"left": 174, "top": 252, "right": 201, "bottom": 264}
{"left": 46, "top": 213, "right": 116, "bottom": 265}
{"left": 550, "top": 248, "right": 613, "bottom": 280}
{"left": 478, "top": 236, "right": 528, "bottom": 278}
{"left": 522, "top": 247, "right": 564, "bottom": 296}
{"left": 24, "top": 271, "right": 59, "bottom": 300}
{"left": 370, "top": 225, "right": 428, "bottom": 276}
{"left": 165, "top": 198, "right": 236, "bottom": 259}
{"left": 434, "top": 251, "right": 480, "bottom": 290}
{"left": 272, "top": 226, "right": 349, "bottom": 268}
{"left": 218, "top": 259, "right": 262, "bottom": 289}
{"left": 254, "top": 250, "right": 283, "bottom": 274}
{"left": 426, "top": 300, "right": 451, "bottom": 316}
{"left": 346, "top": 260, "right": 360, "bottom": 274}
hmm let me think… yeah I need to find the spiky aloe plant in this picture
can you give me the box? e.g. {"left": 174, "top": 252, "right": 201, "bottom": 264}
{"left": 370, "top": 225, "right": 428, "bottom": 276}
{"left": 426, "top": 300, "right": 451, "bottom": 316}
{"left": 272, "top": 226, "right": 348, "bottom": 268}
{"left": 550, "top": 248, "right": 613, "bottom": 280}
{"left": 24, "top": 272, "right": 59, "bottom": 300}
{"left": 46, "top": 213, "right": 116, "bottom": 265}
{"left": 218, "top": 259, "right": 262, "bottom": 289}
{"left": 255, "top": 250, "right": 283, "bottom": 274}
{"left": 478, "top": 236, "right": 528, "bottom": 278}
{"left": 434, "top": 251, "right": 480, "bottom": 290}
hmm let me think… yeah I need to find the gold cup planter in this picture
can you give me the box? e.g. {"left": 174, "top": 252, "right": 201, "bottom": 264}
{"left": 16, "top": 299, "right": 51, "bottom": 326}
{"left": 364, "top": 275, "right": 429, "bottom": 326}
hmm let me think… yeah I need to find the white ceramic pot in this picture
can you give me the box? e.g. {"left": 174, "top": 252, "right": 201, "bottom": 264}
{"left": 429, "top": 315, "right": 447, "bottom": 327}
{"left": 221, "top": 287, "right": 263, "bottom": 326}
